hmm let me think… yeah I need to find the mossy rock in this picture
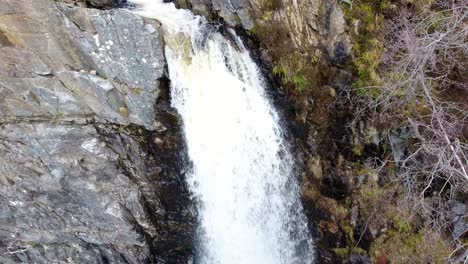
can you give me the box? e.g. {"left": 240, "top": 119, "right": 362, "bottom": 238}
{"left": 370, "top": 229, "right": 451, "bottom": 264}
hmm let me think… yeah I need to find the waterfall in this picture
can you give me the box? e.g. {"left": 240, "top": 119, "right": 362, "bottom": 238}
{"left": 132, "top": 1, "right": 314, "bottom": 263}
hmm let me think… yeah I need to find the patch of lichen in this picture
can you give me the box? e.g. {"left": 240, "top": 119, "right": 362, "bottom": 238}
{"left": 24, "top": 241, "right": 40, "bottom": 248}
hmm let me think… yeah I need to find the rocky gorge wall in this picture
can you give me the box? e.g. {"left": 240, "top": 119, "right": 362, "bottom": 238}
{"left": 0, "top": 0, "right": 398, "bottom": 263}
{"left": 0, "top": 0, "right": 194, "bottom": 262}
{"left": 172, "top": 0, "right": 461, "bottom": 263}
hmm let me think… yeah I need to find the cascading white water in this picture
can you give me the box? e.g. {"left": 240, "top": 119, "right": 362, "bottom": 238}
{"left": 132, "top": 1, "right": 314, "bottom": 263}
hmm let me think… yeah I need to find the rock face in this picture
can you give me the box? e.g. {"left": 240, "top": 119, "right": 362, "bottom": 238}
{"left": 0, "top": 0, "right": 194, "bottom": 263}
{"left": 0, "top": 0, "right": 166, "bottom": 129}
{"left": 176, "top": 0, "right": 350, "bottom": 63}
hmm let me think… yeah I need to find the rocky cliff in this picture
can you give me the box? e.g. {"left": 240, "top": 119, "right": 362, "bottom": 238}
{"left": 1, "top": 0, "right": 461, "bottom": 263}
{"left": 0, "top": 0, "right": 388, "bottom": 263}
{"left": 0, "top": 0, "right": 194, "bottom": 262}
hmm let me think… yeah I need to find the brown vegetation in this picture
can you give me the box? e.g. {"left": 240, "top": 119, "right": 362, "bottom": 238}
{"left": 346, "top": 0, "right": 467, "bottom": 261}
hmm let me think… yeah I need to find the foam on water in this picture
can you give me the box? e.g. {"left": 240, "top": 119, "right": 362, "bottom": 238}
{"left": 132, "top": 1, "right": 315, "bottom": 263}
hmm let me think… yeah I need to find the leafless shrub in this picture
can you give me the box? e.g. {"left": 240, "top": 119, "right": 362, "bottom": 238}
{"left": 356, "top": 0, "right": 468, "bottom": 230}
{"left": 449, "top": 237, "right": 468, "bottom": 263}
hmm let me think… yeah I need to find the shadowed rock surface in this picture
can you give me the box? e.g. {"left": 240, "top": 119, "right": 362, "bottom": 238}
{"left": 56, "top": 0, "right": 128, "bottom": 8}
{"left": 0, "top": 0, "right": 194, "bottom": 263}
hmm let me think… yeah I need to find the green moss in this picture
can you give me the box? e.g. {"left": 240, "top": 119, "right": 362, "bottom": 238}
{"left": 352, "top": 180, "right": 453, "bottom": 263}
{"left": 271, "top": 58, "right": 312, "bottom": 93}
{"left": 117, "top": 125, "right": 127, "bottom": 134}
{"left": 370, "top": 230, "right": 451, "bottom": 264}
{"left": 333, "top": 247, "right": 367, "bottom": 259}
{"left": 352, "top": 146, "right": 362, "bottom": 156}
{"left": 354, "top": 164, "right": 379, "bottom": 180}
{"left": 332, "top": 248, "right": 349, "bottom": 258}
{"left": 340, "top": 220, "right": 355, "bottom": 242}
{"left": 396, "top": 218, "right": 412, "bottom": 233}
{"left": 25, "top": 241, "right": 40, "bottom": 248}
{"left": 116, "top": 124, "right": 143, "bottom": 137}
{"left": 342, "top": 0, "right": 388, "bottom": 98}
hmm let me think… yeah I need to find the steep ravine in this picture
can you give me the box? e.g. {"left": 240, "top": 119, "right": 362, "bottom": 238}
{"left": 0, "top": 0, "right": 360, "bottom": 263}
{"left": 132, "top": 1, "right": 317, "bottom": 263}
{"left": 1, "top": 0, "right": 458, "bottom": 264}
{"left": 171, "top": 1, "right": 462, "bottom": 264}
{"left": 168, "top": 0, "right": 361, "bottom": 262}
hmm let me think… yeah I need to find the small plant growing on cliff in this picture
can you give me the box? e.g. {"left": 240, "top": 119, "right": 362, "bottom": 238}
{"left": 272, "top": 64, "right": 310, "bottom": 92}
{"left": 273, "top": 64, "right": 287, "bottom": 82}
{"left": 292, "top": 74, "right": 310, "bottom": 93}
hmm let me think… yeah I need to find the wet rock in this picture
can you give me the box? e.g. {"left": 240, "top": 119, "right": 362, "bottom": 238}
{"left": 326, "top": 2, "right": 351, "bottom": 62}
{"left": 388, "top": 126, "right": 415, "bottom": 163}
{"left": 88, "top": 0, "right": 127, "bottom": 8}
{"left": 346, "top": 254, "right": 372, "bottom": 264}
{"left": 451, "top": 201, "right": 468, "bottom": 240}
{"left": 56, "top": 0, "right": 127, "bottom": 8}
{"left": 322, "top": 171, "right": 353, "bottom": 200}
